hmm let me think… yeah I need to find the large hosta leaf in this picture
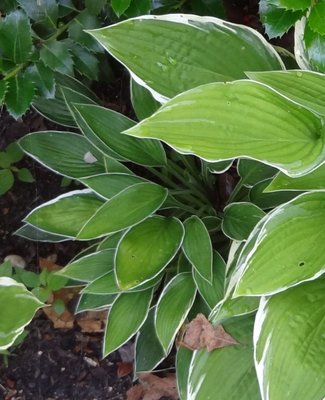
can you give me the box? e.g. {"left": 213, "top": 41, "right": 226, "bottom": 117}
{"left": 0, "top": 277, "right": 43, "bottom": 350}
{"left": 155, "top": 273, "right": 196, "bottom": 354}
{"left": 116, "top": 216, "right": 184, "bottom": 290}
{"left": 254, "top": 278, "right": 325, "bottom": 400}
{"left": 234, "top": 191, "right": 325, "bottom": 297}
{"left": 24, "top": 190, "right": 104, "bottom": 238}
{"left": 266, "top": 164, "right": 325, "bottom": 191}
{"left": 247, "top": 70, "right": 325, "bottom": 116}
{"left": 188, "top": 315, "right": 260, "bottom": 400}
{"left": 20, "top": 131, "right": 108, "bottom": 179}
{"left": 124, "top": 81, "right": 325, "bottom": 178}
{"left": 87, "top": 14, "right": 283, "bottom": 101}
{"left": 77, "top": 183, "right": 168, "bottom": 240}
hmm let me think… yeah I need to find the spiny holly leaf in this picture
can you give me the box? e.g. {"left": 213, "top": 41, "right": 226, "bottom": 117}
{"left": 17, "top": 0, "right": 58, "bottom": 28}
{"left": 304, "top": 22, "right": 325, "bottom": 72}
{"left": 5, "top": 75, "right": 35, "bottom": 119}
{"left": 308, "top": 0, "right": 325, "bottom": 35}
{"left": 25, "top": 62, "right": 55, "bottom": 98}
{"left": 0, "top": 10, "right": 32, "bottom": 64}
{"left": 40, "top": 40, "right": 74, "bottom": 75}
{"left": 0, "top": 80, "right": 8, "bottom": 104}
{"left": 85, "top": 0, "right": 107, "bottom": 15}
{"left": 70, "top": 43, "right": 99, "bottom": 80}
{"left": 259, "top": 0, "right": 304, "bottom": 38}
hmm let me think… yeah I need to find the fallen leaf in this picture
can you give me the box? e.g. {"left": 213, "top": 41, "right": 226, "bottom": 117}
{"left": 180, "top": 313, "right": 238, "bottom": 352}
{"left": 117, "top": 362, "right": 133, "bottom": 378}
{"left": 76, "top": 311, "right": 107, "bottom": 333}
{"left": 127, "top": 373, "right": 178, "bottom": 400}
{"left": 39, "top": 256, "right": 61, "bottom": 272}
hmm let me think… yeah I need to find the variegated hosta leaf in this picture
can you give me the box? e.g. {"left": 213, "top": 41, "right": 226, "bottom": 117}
{"left": 24, "top": 190, "right": 104, "bottom": 238}
{"left": 247, "top": 70, "right": 325, "bottom": 116}
{"left": 234, "top": 191, "right": 325, "bottom": 297}
{"left": 124, "top": 80, "right": 325, "bottom": 178}
{"left": 266, "top": 163, "right": 325, "bottom": 192}
{"left": 254, "top": 278, "right": 325, "bottom": 400}
{"left": 188, "top": 315, "right": 260, "bottom": 400}
{"left": 0, "top": 277, "right": 44, "bottom": 351}
{"left": 87, "top": 14, "right": 283, "bottom": 101}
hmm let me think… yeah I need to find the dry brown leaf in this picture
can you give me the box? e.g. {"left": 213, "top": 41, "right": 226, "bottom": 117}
{"left": 76, "top": 311, "right": 107, "bottom": 333}
{"left": 39, "top": 256, "right": 61, "bottom": 272}
{"left": 117, "top": 362, "right": 134, "bottom": 378}
{"left": 180, "top": 313, "right": 238, "bottom": 352}
{"left": 127, "top": 373, "right": 178, "bottom": 400}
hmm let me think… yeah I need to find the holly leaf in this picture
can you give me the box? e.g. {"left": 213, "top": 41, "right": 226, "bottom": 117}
{"left": 40, "top": 40, "right": 74, "bottom": 75}
{"left": 17, "top": 0, "right": 58, "bottom": 28}
{"left": 70, "top": 42, "right": 99, "bottom": 80}
{"left": 180, "top": 313, "right": 238, "bottom": 352}
{"left": 267, "top": 0, "right": 311, "bottom": 11}
{"left": 5, "top": 74, "right": 35, "bottom": 119}
{"left": 0, "top": 80, "right": 8, "bottom": 104}
{"left": 25, "top": 62, "right": 55, "bottom": 98}
{"left": 259, "top": 0, "right": 304, "bottom": 38}
{"left": 0, "top": 10, "right": 32, "bottom": 64}
{"left": 304, "top": 22, "right": 325, "bottom": 72}
{"left": 85, "top": 0, "right": 107, "bottom": 15}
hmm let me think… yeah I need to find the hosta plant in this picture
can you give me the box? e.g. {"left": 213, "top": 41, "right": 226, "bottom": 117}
{"left": 3, "top": 13, "right": 325, "bottom": 400}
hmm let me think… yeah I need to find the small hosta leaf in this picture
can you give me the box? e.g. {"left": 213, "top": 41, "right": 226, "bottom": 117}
{"left": 0, "top": 169, "right": 14, "bottom": 195}
{"left": 16, "top": 168, "right": 34, "bottom": 183}
{"left": 111, "top": 0, "right": 131, "bottom": 16}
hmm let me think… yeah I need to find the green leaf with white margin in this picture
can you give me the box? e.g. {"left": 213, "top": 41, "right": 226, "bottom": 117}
{"left": 0, "top": 277, "right": 44, "bottom": 351}
{"left": 259, "top": 0, "right": 303, "bottom": 39}
{"left": 135, "top": 308, "right": 165, "bottom": 373}
{"left": 103, "top": 288, "right": 153, "bottom": 357}
{"left": 222, "top": 202, "right": 265, "bottom": 241}
{"left": 210, "top": 296, "right": 259, "bottom": 325}
{"left": 249, "top": 178, "right": 300, "bottom": 210}
{"left": 254, "top": 277, "right": 325, "bottom": 400}
{"left": 77, "top": 183, "right": 168, "bottom": 240}
{"left": 193, "top": 251, "right": 226, "bottom": 309}
{"left": 234, "top": 191, "right": 325, "bottom": 297}
{"left": 75, "top": 293, "right": 116, "bottom": 313}
{"left": 97, "top": 231, "right": 125, "bottom": 251}
{"left": 176, "top": 346, "right": 193, "bottom": 400}
{"left": 81, "top": 173, "right": 147, "bottom": 200}
{"left": 309, "top": 0, "right": 325, "bottom": 35}
{"left": 266, "top": 163, "right": 325, "bottom": 192}
{"left": 5, "top": 75, "right": 35, "bottom": 119}
{"left": 24, "top": 190, "right": 104, "bottom": 238}
{"left": 0, "top": 10, "right": 32, "bottom": 63}
{"left": 15, "top": 224, "right": 70, "bottom": 242}
{"left": 238, "top": 159, "right": 277, "bottom": 188}
{"left": 130, "top": 78, "right": 160, "bottom": 121}
{"left": 155, "top": 272, "right": 196, "bottom": 355}
{"left": 72, "top": 103, "right": 166, "bottom": 166}
{"left": 183, "top": 216, "right": 213, "bottom": 283}
{"left": 124, "top": 80, "right": 325, "bottom": 178}
{"left": 267, "top": 0, "right": 311, "bottom": 11}
{"left": 40, "top": 40, "right": 74, "bottom": 75}
{"left": 87, "top": 14, "right": 283, "bottom": 101}
{"left": 20, "top": 131, "right": 108, "bottom": 179}
{"left": 57, "top": 249, "right": 115, "bottom": 282}
{"left": 188, "top": 315, "right": 260, "bottom": 400}
{"left": 246, "top": 70, "right": 325, "bottom": 116}
{"left": 116, "top": 216, "right": 184, "bottom": 290}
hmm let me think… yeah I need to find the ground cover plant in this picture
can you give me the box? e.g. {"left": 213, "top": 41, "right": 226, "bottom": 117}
{"left": 1, "top": 5, "right": 325, "bottom": 400}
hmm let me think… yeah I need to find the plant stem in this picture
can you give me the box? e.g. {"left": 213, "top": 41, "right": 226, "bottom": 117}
{"left": 4, "top": 64, "right": 23, "bottom": 80}
{"left": 227, "top": 178, "right": 245, "bottom": 204}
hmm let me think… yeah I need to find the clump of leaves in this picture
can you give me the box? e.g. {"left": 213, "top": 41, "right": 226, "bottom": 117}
{"left": 2, "top": 11, "right": 325, "bottom": 400}
{"left": 259, "top": 0, "right": 325, "bottom": 71}
{"left": 0, "top": 142, "right": 33, "bottom": 195}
